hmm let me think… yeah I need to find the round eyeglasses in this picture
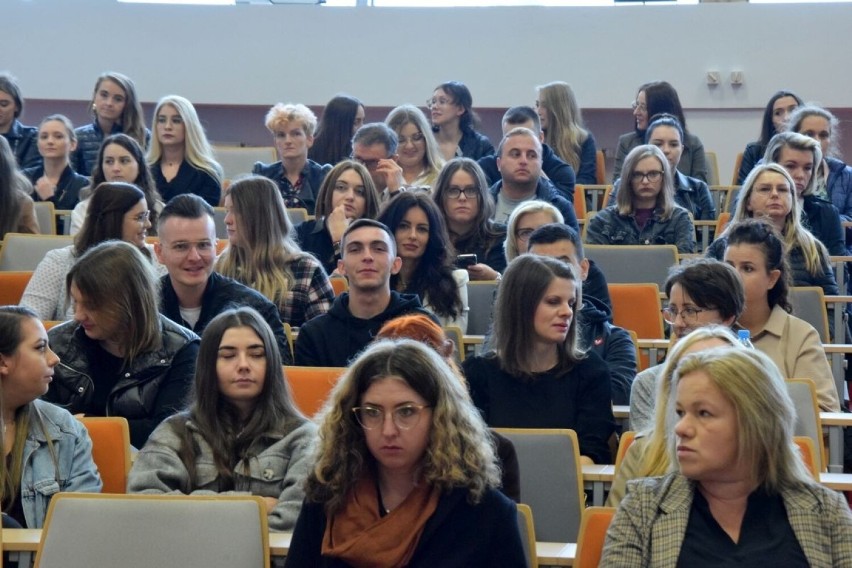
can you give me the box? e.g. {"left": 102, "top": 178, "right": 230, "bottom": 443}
{"left": 352, "top": 404, "right": 431, "bottom": 430}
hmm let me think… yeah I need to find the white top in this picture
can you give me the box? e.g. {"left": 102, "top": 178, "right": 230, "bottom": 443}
{"left": 423, "top": 268, "right": 470, "bottom": 334}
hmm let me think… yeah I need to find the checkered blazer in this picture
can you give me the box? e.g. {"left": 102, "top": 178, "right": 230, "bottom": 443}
{"left": 600, "top": 472, "right": 852, "bottom": 567}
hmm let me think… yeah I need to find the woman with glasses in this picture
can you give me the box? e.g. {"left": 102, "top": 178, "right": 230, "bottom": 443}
{"left": 629, "top": 258, "right": 745, "bottom": 434}
{"left": 297, "top": 160, "right": 381, "bottom": 275}
{"left": 428, "top": 81, "right": 494, "bottom": 161}
{"left": 535, "top": 81, "right": 598, "bottom": 185}
{"left": 608, "top": 114, "right": 715, "bottom": 221}
{"left": 385, "top": 105, "right": 444, "bottom": 191}
{"left": 147, "top": 95, "right": 223, "bottom": 207}
{"left": 21, "top": 182, "right": 163, "bottom": 321}
{"left": 432, "top": 158, "right": 506, "bottom": 280}
{"left": 707, "top": 163, "right": 838, "bottom": 297}
{"left": 285, "top": 339, "right": 526, "bottom": 567}
{"left": 602, "top": 347, "right": 852, "bottom": 566}
{"left": 721, "top": 218, "right": 839, "bottom": 412}
{"left": 128, "top": 307, "right": 316, "bottom": 531}
{"left": 45, "top": 241, "right": 200, "bottom": 448}
{"left": 378, "top": 192, "right": 468, "bottom": 332}
{"left": 587, "top": 145, "right": 696, "bottom": 253}
{"left": 463, "top": 255, "right": 615, "bottom": 465}
{"left": 613, "top": 81, "right": 708, "bottom": 183}
{"left": 736, "top": 90, "right": 803, "bottom": 184}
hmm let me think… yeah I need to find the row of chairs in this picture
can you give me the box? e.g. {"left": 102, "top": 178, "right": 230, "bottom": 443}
{"left": 575, "top": 182, "right": 739, "bottom": 221}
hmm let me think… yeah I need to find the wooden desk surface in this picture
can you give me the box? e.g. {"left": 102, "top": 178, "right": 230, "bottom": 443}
{"left": 821, "top": 472, "right": 852, "bottom": 491}
{"left": 821, "top": 412, "right": 852, "bottom": 426}
{"left": 582, "top": 464, "right": 616, "bottom": 481}
{"left": 3, "top": 528, "right": 39, "bottom": 551}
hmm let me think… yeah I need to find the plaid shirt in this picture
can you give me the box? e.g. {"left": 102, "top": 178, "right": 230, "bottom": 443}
{"left": 279, "top": 254, "right": 334, "bottom": 327}
{"left": 601, "top": 472, "right": 852, "bottom": 567}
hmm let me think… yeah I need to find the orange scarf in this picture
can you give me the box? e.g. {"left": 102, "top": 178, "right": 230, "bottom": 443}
{"left": 322, "top": 472, "right": 440, "bottom": 567}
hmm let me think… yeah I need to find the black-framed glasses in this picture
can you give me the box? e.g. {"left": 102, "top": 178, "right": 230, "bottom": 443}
{"left": 446, "top": 186, "right": 479, "bottom": 200}
{"left": 352, "top": 404, "right": 431, "bottom": 430}
{"left": 661, "top": 306, "right": 709, "bottom": 324}
{"left": 630, "top": 171, "right": 663, "bottom": 183}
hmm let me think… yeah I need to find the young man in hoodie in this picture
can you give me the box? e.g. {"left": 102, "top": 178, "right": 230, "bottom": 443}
{"left": 295, "top": 219, "right": 437, "bottom": 367}
{"left": 528, "top": 223, "right": 636, "bottom": 405}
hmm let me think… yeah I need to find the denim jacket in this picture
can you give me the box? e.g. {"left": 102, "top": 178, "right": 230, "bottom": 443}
{"left": 128, "top": 412, "right": 316, "bottom": 531}
{"left": 586, "top": 205, "right": 696, "bottom": 253}
{"left": 20, "top": 399, "right": 103, "bottom": 528}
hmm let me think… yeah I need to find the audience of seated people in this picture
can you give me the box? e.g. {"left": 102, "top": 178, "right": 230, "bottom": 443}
{"left": 252, "top": 102, "right": 331, "bottom": 215}
{"left": 147, "top": 95, "right": 223, "bottom": 208}
{"left": 477, "top": 105, "right": 576, "bottom": 200}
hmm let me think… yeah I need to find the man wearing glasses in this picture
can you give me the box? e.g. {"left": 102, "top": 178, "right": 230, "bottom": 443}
{"left": 488, "top": 127, "right": 578, "bottom": 231}
{"left": 350, "top": 123, "right": 408, "bottom": 202}
{"left": 154, "top": 194, "right": 292, "bottom": 363}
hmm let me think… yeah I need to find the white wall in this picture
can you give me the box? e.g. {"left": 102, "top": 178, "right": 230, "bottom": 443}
{"left": 6, "top": 0, "right": 852, "bottom": 176}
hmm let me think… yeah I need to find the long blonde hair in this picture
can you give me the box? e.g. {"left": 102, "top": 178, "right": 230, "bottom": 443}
{"left": 638, "top": 326, "right": 742, "bottom": 478}
{"left": 536, "top": 81, "right": 589, "bottom": 171}
{"left": 215, "top": 176, "right": 301, "bottom": 312}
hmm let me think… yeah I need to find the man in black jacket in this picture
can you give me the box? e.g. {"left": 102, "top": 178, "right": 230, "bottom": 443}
{"left": 154, "top": 194, "right": 292, "bottom": 363}
{"left": 295, "top": 219, "right": 437, "bottom": 367}
{"left": 528, "top": 223, "right": 635, "bottom": 404}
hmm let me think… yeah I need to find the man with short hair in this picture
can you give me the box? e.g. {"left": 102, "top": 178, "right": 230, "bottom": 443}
{"left": 351, "top": 123, "right": 407, "bottom": 201}
{"left": 490, "top": 127, "right": 578, "bottom": 231}
{"left": 478, "top": 106, "right": 575, "bottom": 200}
{"left": 295, "top": 219, "right": 437, "bottom": 367}
{"left": 528, "top": 223, "right": 635, "bottom": 405}
{"left": 154, "top": 194, "right": 292, "bottom": 363}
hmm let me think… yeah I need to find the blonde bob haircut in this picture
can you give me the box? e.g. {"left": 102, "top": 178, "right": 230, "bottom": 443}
{"left": 147, "top": 95, "right": 223, "bottom": 185}
{"left": 536, "top": 81, "right": 590, "bottom": 172}
{"left": 637, "top": 325, "right": 742, "bottom": 479}
{"left": 264, "top": 103, "right": 318, "bottom": 138}
{"left": 764, "top": 131, "right": 823, "bottom": 197}
{"left": 617, "top": 144, "right": 676, "bottom": 219}
{"left": 215, "top": 176, "right": 303, "bottom": 312}
{"left": 385, "top": 104, "right": 445, "bottom": 186}
{"left": 66, "top": 240, "right": 162, "bottom": 366}
{"left": 729, "top": 162, "right": 829, "bottom": 277}
{"left": 672, "top": 347, "right": 816, "bottom": 492}
{"left": 503, "top": 200, "right": 563, "bottom": 263}
{"left": 304, "top": 339, "right": 501, "bottom": 515}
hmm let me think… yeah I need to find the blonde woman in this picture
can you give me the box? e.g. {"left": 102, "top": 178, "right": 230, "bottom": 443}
{"left": 385, "top": 104, "right": 444, "bottom": 190}
{"left": 147, "top": 95, "right": 223, "bottom": 207}
{"left": 216, "top": 176, "right": 333, "bottom": 327}
{"left": 535, "top": 81, "right": 597, "bottom": 184}
{"left": 587, "top": 144, "right": 695, "bottom": 253}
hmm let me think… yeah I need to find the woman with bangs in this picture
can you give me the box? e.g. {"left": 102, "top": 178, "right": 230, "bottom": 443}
{"left": 385, "top": 104, "right": 444, "bottom": 191}
{"left": 217, "top": 176, "right": 334, "bottom": 327}
{"left": 147, "top": 95, "right": 223, "bottom": 207}
{"left": 22, "top": 114, "right": 88, "bottom": 212}
{"left": 719, "top": 219, "right": 839, "bottom": 412}
{"left": 378, "top": 192, "right": 468, "bottom": 332}
{"left": 463, "top": 255, "right": 615, "bottom": 465}
{"left": 707, "top": 163, "right": 839, "bottom": 297}
{"left": 285, "top": 339, "right": 526, "bottom": 567}
{"left": 433, "top": 158, "right": 506, "bottom": 279}
{"left": 253, "top": 102, "right": 331, "bottom": 215}
{"left": 535, "top": 81, "right": 597, "bottom": 184}
{"left": 737, "top": 90, "right": 803, "bottom": 184}
{"left": 74, "top": 72, "right": 149, "bottom": 176}
{"left": 602, "top": 347, "right": 852, "bottom": 566}
{"left": 45, "top": 241, "right": 200, "bottom": 448}
{"left": 21, "top": 182, "right": 161, "bottom": 321}
{"left": 587, "top": 144, "right": 696, "bottom": 253}
{"left": 70, "top": 133, "right": 162, "bottom": 235}
{"left": 296, "top": 160, "right": 380, "bottom": 275}
{"left": 128, "top": 307, "right": 316, "bottom": 532}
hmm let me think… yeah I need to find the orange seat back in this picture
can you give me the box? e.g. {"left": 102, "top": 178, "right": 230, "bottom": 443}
{"left": 615, "top": 431, "right": 636, "bottom": 469}
{"left": 574, "top": 507, "right": 616, "bottom": 567}
{"left": 574, "top": 185, "right": 587, "bottom": 220}
{"left": 793, "top": 436, "right": 819, "bottom": 479}
{"left": 329, "top": 277, "right": 348, "bottom": 296}
{"left": 0, "top": 271, "right": 33, "bottom": 305}
{"left": 283, "top": 366, "right": 346, "bottom": 417}
{"left": 78, "top": 417, "right": 131, "bottom": 494}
